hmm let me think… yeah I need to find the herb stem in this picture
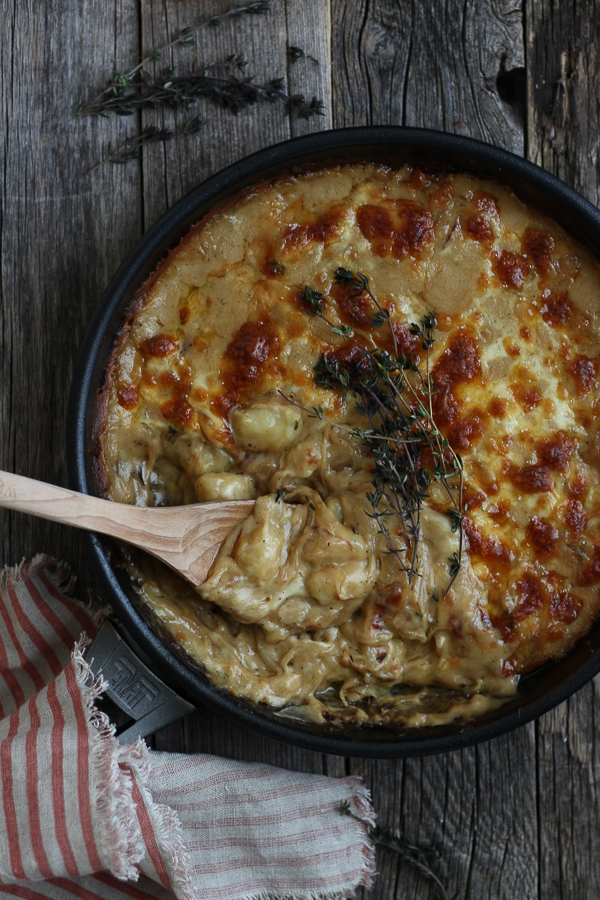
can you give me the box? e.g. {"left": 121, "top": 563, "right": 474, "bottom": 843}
{"left": 340, "top": 801, "right": 452, "bottom": 900}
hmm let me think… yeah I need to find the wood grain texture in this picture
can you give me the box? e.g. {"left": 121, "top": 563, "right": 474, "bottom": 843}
{"left": 331, "top": 0, "right": 525, "bottom": 154}
{"left": 1, "top": 2, "right": 600, "bottom": 899}
{"left": 527, "top": 0, "right": 600, "bottom": 205}
{"left": 526, "top": 4, "right": 600, "bottom": 898}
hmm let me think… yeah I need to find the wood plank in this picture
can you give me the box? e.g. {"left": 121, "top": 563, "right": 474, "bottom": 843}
{"left": 330, "top": 0, "right": 373, "bottom": 129}
{"left": 284, "top": 0, "right": 333, "bottom": 137}
{"left": 0, "top": 0, "right": 141, "bottom": 579}
{"left": 526, "top": 5, "right": 600, "bottom": 897}
{"left": 330, "top": 2, "right": 535, "bottom": 898}
{"left": 331, "top": 0, "right": 525, "bottom": 155}
{"left": 2, "top": 5, "right": 598, "bottom": 900}
{"left": 140, "top": 0, "right": 334, "bottom": 770}
{"left": 403, "top": 0, "right": 525, "bottom": 153}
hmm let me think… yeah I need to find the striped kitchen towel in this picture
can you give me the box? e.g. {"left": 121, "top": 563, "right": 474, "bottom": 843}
{"left": 0, "top": 557, "right": 376, "bottom": 900}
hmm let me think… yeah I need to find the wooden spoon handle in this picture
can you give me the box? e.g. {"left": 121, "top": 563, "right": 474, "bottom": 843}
{"left": 0, "top": 471, "right": 254, "bottom": 581}
{"left": 0, "top": 469, "right": 159, "bottom": 543}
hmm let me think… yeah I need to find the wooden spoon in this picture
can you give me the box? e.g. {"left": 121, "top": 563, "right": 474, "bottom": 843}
{"left": 0, "top": 470, "right": 254, "bottom": 587}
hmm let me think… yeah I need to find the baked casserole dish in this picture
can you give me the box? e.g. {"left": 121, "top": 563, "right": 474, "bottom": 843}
{"left": 93, "top": 157, "right": 600, "bottom": 733}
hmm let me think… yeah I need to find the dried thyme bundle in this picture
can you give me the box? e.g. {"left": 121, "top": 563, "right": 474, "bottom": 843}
{"left": 81, "top": 1, "right": 324, "bottom": 170}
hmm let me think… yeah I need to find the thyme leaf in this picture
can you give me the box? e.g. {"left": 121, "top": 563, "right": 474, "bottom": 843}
{"left": 287, "top": 45, "right": 319, "bottom": 65}
{"left": 331, "top": 323, "right": 354, "bottom": 338}
{"left": 87, "top": 119, "right": 205, "bottom": 173}
{"left": 448, "top": 551, "right": 461, "bottom": 578}
{"left": 299, "top": 286, "right": 324, "bottom": 316}
{"left": 447, "top": 508, "right": 464, "bottom": 533}
{"left": 87, "top": 124, "right": 174, "bottom": 172}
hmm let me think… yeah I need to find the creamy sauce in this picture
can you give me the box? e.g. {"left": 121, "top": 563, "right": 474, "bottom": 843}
{"left": 95, "top": 164, "right": 600, "bottom": 729}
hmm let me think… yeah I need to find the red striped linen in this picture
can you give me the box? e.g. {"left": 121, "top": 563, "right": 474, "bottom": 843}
{"left": 0, "top": 557, "right": 376, "bottom": 900}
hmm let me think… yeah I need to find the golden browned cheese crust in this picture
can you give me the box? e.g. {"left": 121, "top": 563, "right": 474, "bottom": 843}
{"left": 95, "top": 163, "right": 600, "bottom": 729}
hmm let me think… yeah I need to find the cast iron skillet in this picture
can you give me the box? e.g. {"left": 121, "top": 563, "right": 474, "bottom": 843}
{"left": 68, "top": 126, "right": 600, "bottom": 757}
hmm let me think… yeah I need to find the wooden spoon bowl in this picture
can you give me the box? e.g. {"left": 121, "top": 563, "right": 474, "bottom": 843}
{"left": 0, "top": 470, "right": 254, "bottom": 587}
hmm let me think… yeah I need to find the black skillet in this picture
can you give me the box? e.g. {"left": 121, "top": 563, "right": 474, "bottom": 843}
{"left": 67, "top": 126, "right": 600, "bottom": 756}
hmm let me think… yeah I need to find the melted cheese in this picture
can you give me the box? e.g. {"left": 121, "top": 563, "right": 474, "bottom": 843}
{"left": 96, "top": 164, "right": 600, "bottom": 729}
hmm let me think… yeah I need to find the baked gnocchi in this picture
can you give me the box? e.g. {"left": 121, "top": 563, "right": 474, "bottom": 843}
{"left": 95, "top": 164, "right": 600, "bottom": 728}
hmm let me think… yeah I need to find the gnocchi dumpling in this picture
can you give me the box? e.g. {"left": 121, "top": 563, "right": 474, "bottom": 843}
{"left": 194, "top": 472, "right": 256, "bottom": 502}
{"left": 230, "top": 400, "right": 302, "bottom": 451}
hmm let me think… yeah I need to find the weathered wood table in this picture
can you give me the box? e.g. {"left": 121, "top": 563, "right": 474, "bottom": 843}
{"left": 1, "top": 2, "right": 599, "bottom": 897}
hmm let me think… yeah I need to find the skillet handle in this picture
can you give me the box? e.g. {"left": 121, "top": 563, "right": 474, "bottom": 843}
{"left": 85, "top": 620, "right": 195, "bottom": 744}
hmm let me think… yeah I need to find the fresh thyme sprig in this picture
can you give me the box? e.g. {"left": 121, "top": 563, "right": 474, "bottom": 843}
{"left": 287, "top": 267, "right": 464, "bottom": 596}
{"left": 339, "top": 800, "right": 453, "bottom": 900}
